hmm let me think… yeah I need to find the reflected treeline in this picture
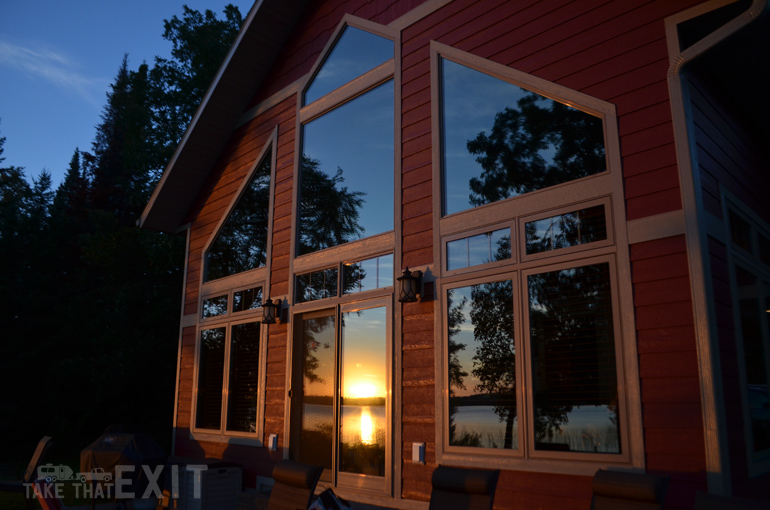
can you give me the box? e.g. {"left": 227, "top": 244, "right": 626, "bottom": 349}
{"left": 525, "top": 205, "right": 607, "bottom": 255}
{"left": 299, "top": 154, "right": 365, "bottom": 255}
{"left": 466, "top": 92, "right": 606, "bottom": 207}
{"left": 206, "top": 150, "right": 272, "bottom": 281}
{"left": 528, "top": 263, "right": 620, "bottom": 452}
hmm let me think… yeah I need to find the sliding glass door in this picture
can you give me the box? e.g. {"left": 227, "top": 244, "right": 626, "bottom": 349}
{"left": 291, "top": 297, "right": 391, "bottom": 492}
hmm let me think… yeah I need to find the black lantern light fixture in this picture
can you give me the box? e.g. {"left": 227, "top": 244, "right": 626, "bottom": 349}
{"left": 262, "top": 297, "right": 281, "bottom": 324}
{"left": 397, "top": 267, "right": 422, "bottom": 303}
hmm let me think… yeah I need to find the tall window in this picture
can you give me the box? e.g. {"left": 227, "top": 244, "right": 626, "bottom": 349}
{"left": 297, "top": 23, "right": 395, "bottom": 255}
{"left": 728, "top": 205, "right": 770, "bottom": 464}
{"left": 433, "top": 43, "right": 634, "bottom": 468}
{"left": 194, "top": 137, "right": 275, "bottom": 441}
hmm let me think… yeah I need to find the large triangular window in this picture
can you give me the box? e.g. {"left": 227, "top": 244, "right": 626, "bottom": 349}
{"left": 205, "top": 147, "right": 273, "bottom": 282}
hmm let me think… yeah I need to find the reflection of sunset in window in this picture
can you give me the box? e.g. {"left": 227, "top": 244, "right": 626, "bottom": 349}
{"left": 360, "top": 407, "right": 374, "bottom": 445}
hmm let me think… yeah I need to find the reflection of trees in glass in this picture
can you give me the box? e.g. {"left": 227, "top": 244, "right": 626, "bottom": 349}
{"left": 206, "top": 150, "right": 272, "bottom": 281}
{"left": 528, "top": 263, "right": 619, "bottom": 451}
{"left": 466, "top": 92, "right": 606, "bottom": 207}
{"left": 299, "top": 155, "right": 364, "bottom": 255}
{"left": 525, "top": 206, "right": 606, "bottom": 255}
{"left": 469, "top": 280, "right": 517, "bottom": 449}
{"left": 446, "top": 291, "right": 471, "bottom": 445}
{"left": 196, "top": 327, "right": 226, "bottom": 429}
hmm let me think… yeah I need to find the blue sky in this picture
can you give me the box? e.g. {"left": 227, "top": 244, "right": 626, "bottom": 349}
{"left": 0, "top": 0, "right": 251, "bottom": 188}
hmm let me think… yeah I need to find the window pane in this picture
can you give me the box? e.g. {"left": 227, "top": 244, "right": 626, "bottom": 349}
{"left": 447, "top": 280, "right": 517, "bottom": 450}
{"left": 206, "top": 150, "right": 272, "bottom": 281}
{"left": 447, "top": 228, "right": 511, "bottom": 270}
{"left": 758, "top": 234, "right": 770, "bottom": 267}
{"left": 296, "top": 268, "right": 338, "bottom": 303}
{"left": 528, "top": 263, "right": 620, "bottom": 453}
{"left": 297, "top": 314, "right": 336, "bottom": 469}
{"left": 526, "top": 205, "right": 607, "bottom": 254}
{"left": 340, "top": 306, "right": 387, "bottom": 476}
{"left": 227, "top": 322, "right": 260, "bottom": 433}
{"left": 735, "top": 266, "right": 770, "bottom": 452}
{"left": 305, "top": 26, "right": 393, "bottom": 105}
{"left": 196, "top": 328, "right": 226, "bottom": 430}
{"left": 343, "top": 254, "right": 393, "bottom": 294}
{"left": 441, "top": 59, "right": 606, "bottom": 215}
{"left": 233, "top": 287, "right": 262, "bottom": 313}
{"left": 202, "top": 295, "right": 228, "bottom": 319}
{"left": 300, "top": 81, "right": 394, "bottom": 254}
{"left": 730, "top": 210, "right": 753, "bottom": 253}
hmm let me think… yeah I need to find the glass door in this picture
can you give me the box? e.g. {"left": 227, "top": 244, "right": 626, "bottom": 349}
{"left": 291, "top": 298, "right": 391, "bottom": 492}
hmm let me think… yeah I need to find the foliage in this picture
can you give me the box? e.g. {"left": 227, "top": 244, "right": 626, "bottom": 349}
{"left": 0, "top": 4, "right": 244, "bottom": 461}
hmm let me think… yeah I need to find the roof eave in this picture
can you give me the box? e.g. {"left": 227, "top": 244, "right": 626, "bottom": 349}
{"left": 139, "top": 0, "right": 308, "bottom": 233}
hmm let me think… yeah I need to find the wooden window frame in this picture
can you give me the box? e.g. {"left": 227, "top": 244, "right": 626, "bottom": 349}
{"left": 431, "top": 43, "right": 643, "bottom": 474}
{"left": 189, "top": 131, "right": 278, "bottom": 445}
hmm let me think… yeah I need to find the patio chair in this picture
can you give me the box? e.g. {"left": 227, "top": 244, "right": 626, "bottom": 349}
{"left": 0, "top": 435, "right": 53, "bottom": 510}
{"left": 428, "top": 464, "right": 499, "bottom": 510}
{"left": 266, "top": 459, "right": 323, "bottom": 510}
{"left": 591, "top": 469, "right": 668, "bottom": 510}
{"left": 694, "top": 491, "right": 770, "bottom": 509}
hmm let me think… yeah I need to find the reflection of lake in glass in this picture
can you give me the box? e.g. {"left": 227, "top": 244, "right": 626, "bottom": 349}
{"left": 451, "top": 405, "right": 618, "bottom": 452}
{"left": 301, "top": 404, "right": 386, "bottom": 445}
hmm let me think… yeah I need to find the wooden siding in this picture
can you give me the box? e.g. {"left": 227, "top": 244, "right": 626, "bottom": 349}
{"left": 689, "top": 73, "right": 770, "bottom": 221}
{"left": 631, "top": 235, "right": 706, "bottom": 510}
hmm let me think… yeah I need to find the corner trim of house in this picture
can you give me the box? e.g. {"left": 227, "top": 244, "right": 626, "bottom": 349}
{"left": 665, "top": 0, "right": 769, "bottom": 495}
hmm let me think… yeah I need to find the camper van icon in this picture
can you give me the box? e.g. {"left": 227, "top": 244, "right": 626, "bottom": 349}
{"left": 37, "top": 464, "right": 112, "bottom": 483}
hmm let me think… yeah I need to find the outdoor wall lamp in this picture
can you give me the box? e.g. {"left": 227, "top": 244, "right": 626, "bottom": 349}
{"left": 397, "top": 267, "right": 422, "bottom": 303}
{"left": 262, "top": 298, "right": 282, "bottom": 324}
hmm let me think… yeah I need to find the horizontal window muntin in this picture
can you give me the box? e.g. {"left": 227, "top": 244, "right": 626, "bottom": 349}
{"left": 440, "top": 254, "right": 629, "bottom": 463}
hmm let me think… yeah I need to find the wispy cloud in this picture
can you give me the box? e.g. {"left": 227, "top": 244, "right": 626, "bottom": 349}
{"left": 0, "top": 40, "right": 105, "bottom": 106}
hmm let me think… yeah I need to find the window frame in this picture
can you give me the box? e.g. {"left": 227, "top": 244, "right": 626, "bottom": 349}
{"left": 192, "top": 314, "right": 268, "bottom": 443}
{"left": 431, "top": 42, "right": 642, "bottom": 474}
{"left": 190, "top": 131, "right": 278, "bottom": 445}
{"left": 724, "top": 197, "right": 770, "bottom": 474}
{"left": 291, "top": 15, "right": 401, "bottom": 278}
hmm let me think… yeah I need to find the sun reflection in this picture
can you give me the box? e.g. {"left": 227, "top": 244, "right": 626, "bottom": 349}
{"left": 360, "top": 406, "right": 374, "bottom": 445}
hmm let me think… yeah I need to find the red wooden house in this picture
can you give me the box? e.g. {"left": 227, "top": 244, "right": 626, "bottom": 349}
{"left": 140, "top": 0, "right": 770, "bottom": 507}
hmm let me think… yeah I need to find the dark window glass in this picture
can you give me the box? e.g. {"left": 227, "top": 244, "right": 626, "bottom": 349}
{"left": 305, "top": 26, "right": 393, "bottom": 105}
{"left": 528, "top": 263, "right": 620, "bottom": 453}
{"left": 339, "top": 306, "right": 387, "bottom": 476}
{"left": 202, "top": 295, "right": 228, "bottom": 319}
{"left": 343, "top": 254, "right": 393, "bottom": 294}
{"left": 447, "top": 280, "right": 517, "bottom": 450}
{"left": 526, "top": 205, "right": 607, "bottom": 254}
{"left": 447, "top": 229, "right": 511, "bottom": 270}
{"left": 299, "top": 81, "right": 394, "bottom": 255}
{"left": 226, "top": 322, "right": 260, "bottom": 433}
{"left": 233, "top": 287, "right": 262, "bottom": 313}
{"left": 735, "top": 266, "right": 770, "bottom": 452}
{"left": 296, "top": 268, "right": 339, "bottom": 303}
{"left": 441, "top": 59, "right": 606, "bottom": 216}
{"left": 758, "top": 234, "right": 770, "bottom": 267}
{"left": 297, "top": 314, "right": 336, "bottom": 469}
{"left": 196, "top": 327, "right": 226, "bottom": 430}
{"left": 730, "top": 210, "right": 753, "bottom": 253}
{"left": 205, "top": 150, "right": 272, "bottom": 282}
